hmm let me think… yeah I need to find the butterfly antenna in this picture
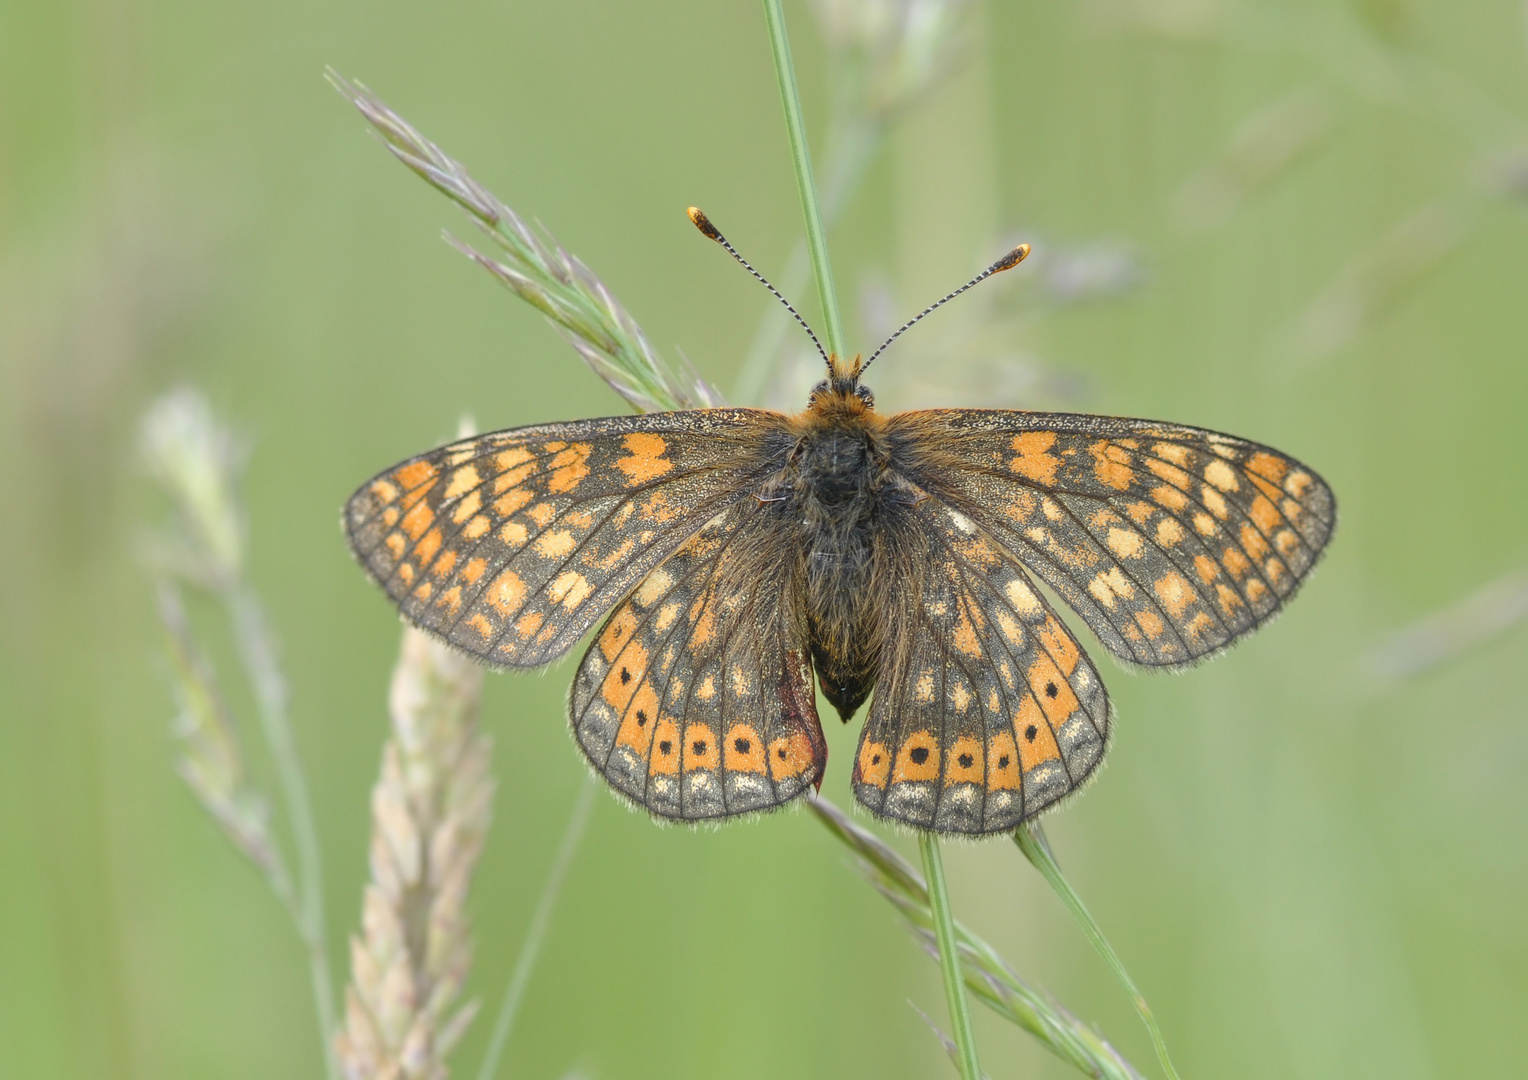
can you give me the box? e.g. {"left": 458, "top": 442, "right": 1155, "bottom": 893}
{"left": 860, "top": 243, "right": 1032, "bottom": 374}
{"left": 687, "top": 207, "right": 831, "bottom": 368}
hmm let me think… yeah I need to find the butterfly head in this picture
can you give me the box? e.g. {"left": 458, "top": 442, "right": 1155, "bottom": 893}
{"left": 808, "top": 354, "right": 875, "bottom": 415}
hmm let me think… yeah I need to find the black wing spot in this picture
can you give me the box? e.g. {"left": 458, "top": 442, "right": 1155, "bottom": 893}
{"left": 998, "top": 754, "right": 1011, "bottom": 768}
{"left": 871, "top": 753, "right": 881, "bottom": 765}
{"left": 957, "top": 753, "right": 973, "bottom": 768}
{"left": 691, "top": 739, "right": 708, "bottom": 756}
{"left": 909, "top": 746, "right": 929, "bottom": 765}
{"left": 1024, "top": 725, "right": 1038, "bottom": 742}
{"left": 1044, "top": 682, "right": 1058, "bottom": 699}
{"left": 776, "top": 747, "right": 787, "bottom": 760}
{"left": 635, "top": 709, "right": 647, "bottom": 727}
{"left": 620, "top": 667, "right": 632, "bottom": 685}
{"left": 733, "top": 737, "right": 751, "bottom": 754}
{"left": 658, "top": 740, "right": 672, "bottom": 755}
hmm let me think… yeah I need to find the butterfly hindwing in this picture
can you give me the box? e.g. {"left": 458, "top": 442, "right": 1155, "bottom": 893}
{"left": 852, "top": 497, "right": 1112, "bottom": 834}
{"left": 885, "top": 410, "right": 1336, "bottom": 669}
{"left": 345, "top": 409, "right": 791, "bottom": 667}
{"left": 569, "top": 501, "right": 827, "bottom": 822}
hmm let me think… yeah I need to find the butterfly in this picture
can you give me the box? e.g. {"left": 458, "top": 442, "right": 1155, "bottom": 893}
{"left": 344, "top": 209, "right": 1335, "bottom": 835}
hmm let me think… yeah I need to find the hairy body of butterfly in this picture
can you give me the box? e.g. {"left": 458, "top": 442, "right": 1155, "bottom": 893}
{"left": 345, "top": 353, "right": 1335, "bottom": 835}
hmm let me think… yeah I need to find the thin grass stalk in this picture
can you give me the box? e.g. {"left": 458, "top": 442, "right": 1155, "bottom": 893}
{"left": 475, "top": 775, "right": 597, "bottom": 1080}
{"left": 919, "top": 832, "right": 983, "bottom": 1080}
{"left": 1014, "top": 824, "right": 1181, "bottom": 1080}
{"left": 764, "top": 0, "right": 847, "bottom": 359}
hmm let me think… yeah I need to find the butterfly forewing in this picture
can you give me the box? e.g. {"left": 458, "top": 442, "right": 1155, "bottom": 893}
{"left": 569, "top": 501, "right": 827, "bottom": 822}
{"left": 853, "top": 497, "right": 1111, "bottom": 834}
{"left": 345, "top": 410, "right": 791, "bottom": 667}
{"left": 885, "top": 411, "right": 1335, "bottom": 669}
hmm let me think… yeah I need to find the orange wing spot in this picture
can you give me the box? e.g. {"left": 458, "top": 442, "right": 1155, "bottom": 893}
{"left": 587, "top": 536, "right": 639, "bottom": 573}
{"left": 487, "top": 570, "right": 526, "bottom": 616}
{"left": 1245, "top": 579, "right": 1269, "bottom": 604}
{"left": 1041, "top": 497, "right": 1065, "bottom": 522}
{"left": 460, "top": 515, "right": 490, "bottom": 541}
{"left": 1240, "top": 523, "right": 1271, "bottom": 559}
{"left": 650, "top": 717, "right": 681, "bottom": 776}
{"left": 1221, "top": 547, "right": 1250, "bottom": 579}
{"left": 1037, "top": 617, "right": 1081, "bottom": 675}
{"left": 1193, "top": 512, "right": 1216, "bottom": 535}
{"left": 494, "top": 447, "right": 535, "bottom": 471}
{"left": 614, "top": 433, "right": 674, "bottom": 485}
{"left": 598, "top": 607, "right": 640, "bottom": 662}
{"left": 464, "top": 612, "right": 494, "bottom": 640}
{"left": 397, "top": 563, "right": 416, "bottom": 586}
{"left": 1009, "top": 431, "right": 1061, "bottom": 485}
{"left": 1136, "top": 610, "right": 1165, "bottom": 639}
{"left": 548, "top": 570, "right": 592, "bottom": 611}
{"left": 1265, "top": 558, "right": 1287, "bottom": 584}
{"left": 460, "top": 557, "right": 488, "bottom": 584}
{"left": 1015, "top": 696, "right": 1061, "bottom": 770}
{"left": 414, "top": 527, "right": 443, "bottom": 568}
{"left": 654, "top": 602, "right": 681, "bottom": 632}
{"left": 1203, "top": 459, "right": 1240, "bottom": 493}
{"left": 1249, "top": 495, "right": 1281, "bottom": 533}
{"left": 1106, "top": 527, "right": 1143, "bottom": 558}
{"left": 380, "top": 506, "right": 399, "bottom": 528}
{"left": 690, "top": 594, "right": 719, "bottom": 647}
{"left": 688, "top": 724, "right": 726, "bottom": 772}
{"left": 413, "top": 581, "right": 432, "bottom": 601}
{"left": 1156, "top": 517, "right": 1184, "bottom": 546}
{"left": 636, "top": 490, "right": 682, "bottom": 524}
{"left": 1248, "top": 472, "right": 1283, "bottom": 501}
{"left": 913, "top": 670, "right": 936, "bottom": 703}
{"left": 724, "top": 725, "right": 767, "bottom": 775}
{"left": 1285, "top": 470, "right": 1314, "bottom": 497}
{"left": 995, "top": 609, "right": 1024, "bottom": 647}
{"left": 525, "top": 503, "right": 557, "bottom": 527}
{"left": 370, "top": 478, "right": 400, "bottom": 504}
{"left": 384, "top": 532, "right": 406, "bottom": 560}
{"left": 1002, "top": 488, "right": 1039, "bottom": 522}
{"left": 1193, "top": 554, "right": 1219, "bottom": 584}
{"left": 952, "top": 607, "right": 982, "bottom": 657}
{"left": 431, "top": 549, "right": 459, "bottom": 579}
{"left": 695, "top": 674, "right": 716, "bottom": 700}
{"left": 892, "top": 731, "right": 940, "bottom": 783}
{"left": 499, "top": 521, "right": 528, "bottom": 546}
{"left": 1089, "top": 440, "right": 1135, "bottom": 490}
{"left": 546, "top": 443, "right": 592, "bottom": 494}
{"left": 1123, "top": 500, "right": 1155, "bottom": 525}
{"left": 1281, "top": 497, "right": 1305, "bottom": 523}
{"left": 1146, "top": 457, "right": 1191, "bottom": 488}
{"left": 394, "top": 460, "right": 438, "bottom": 491}
{"left": 401, "top": 501, "right": 435, "bottom": 541}
{"left": 1154, "top": 572, "right": 1194, "bottom": 619}
{"left": 988, "top": 731, "right": 1020, "bottom": 790}
{"left": 769, "top": 730, "right": 817, "bottom": 780}
{"left": 516, "top": 611, "right": 544, "bottom": 639}
{"left": 600, "top": 641, "right": 652, "bottom": 713}
{"left": 856, "top": 738, "right": 891, "bottom": 787}
{"left": 615, "top": 698, "right": 655, "bottom": 755}
{"left": 1151, "top": 441, "right": 1190, "bottom": 466}
{"left": 1274, "top": 529, "right": 1300, "bottom": 556}
{"left": 1151, "top": 484, "right": 1189, "bottom": 512}
{"left": 435, "top": 585, "right": 463, "bottom": 615}
{"left": 492, "top": 465, "right": 536, "bottom": 495}
{"left": 451, "top": 489, "right": 483, "bottom": 524}
{"left": 1215, "top": 583, "right": 1243, "bottom": 615}
{"left": 1004, "top": 579, "right": 1043, "bottom": 617}
{"left": 1246, "top": 452, "right": 1288, "bottom": 483}
{"left": 1201, "top": 486, "right": 1229, "bottom": 520}
{"left": 1183, "top": 611, "right": 1214, "bottom": 640}
{"left": 534, "top": 529, "right": 578, "bottom": 558}
{"left": 1027, "top": 655, "right": 1080, "bottom": 726}
{"left": 949, "top": 680, "right": 972, "bottom": 712}
{"left": 944, "top": 737, "right": 984, "bottom": 786}
{"left": 444, "top": 464, "right": 481, "bottom": 500}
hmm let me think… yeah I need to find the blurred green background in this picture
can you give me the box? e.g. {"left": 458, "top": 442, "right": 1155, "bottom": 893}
{"left": 4, "top": 0, "right": 1527, "bottom": 1077}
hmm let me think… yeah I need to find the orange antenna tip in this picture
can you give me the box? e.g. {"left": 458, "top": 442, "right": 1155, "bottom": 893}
{"left": 687, "top": 206, "right": 721, "bottom": 240}
{"left": 991, "top": 243, "right": 1031, "bottom": 273}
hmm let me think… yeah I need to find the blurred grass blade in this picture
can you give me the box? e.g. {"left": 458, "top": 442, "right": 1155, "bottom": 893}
{"left": 328, "top": 70, "right": 712, "bottom": 415}
{"left": 810, "top": 798, "right": 1146, "bottom": 1080}
{"left": 476, "top": 774, "right": 598, "bottom": 1080}
{"left": 919, "top": 831, "right": 982, "bottom": 1080}
{"left": 1015, "top": 823, "right": 1181, "bottom": 1080}
{"left": 1364, "top": 567, "right": 1528, "bottom": 683}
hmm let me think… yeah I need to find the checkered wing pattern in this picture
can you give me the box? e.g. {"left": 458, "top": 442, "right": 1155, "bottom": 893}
{"left": 885, "top": 411, "right": 1336, "bottom": 668}
{"left": 344, "top": 410, "right": 792, "bottom": 667}
{"left": 852, "top": 499, "right": 1112, "bottom": 833}
{"left": 568, "top": 501, "right": 827, "bottom": 822}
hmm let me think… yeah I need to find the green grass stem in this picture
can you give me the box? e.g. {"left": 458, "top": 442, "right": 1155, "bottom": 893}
{"left": 919, "top": 832, "right": 983, "bottom": 1080}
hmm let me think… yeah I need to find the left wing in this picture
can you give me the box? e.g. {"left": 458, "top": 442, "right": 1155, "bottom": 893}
{"left": 853, "top": 497, "right": 1112, "bottom": 834}
{"left": 344, "top": 409, "right": 791, "bottom": 667}
{"left": 884, "top": 410, "right": 1336, "bottom": 669}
